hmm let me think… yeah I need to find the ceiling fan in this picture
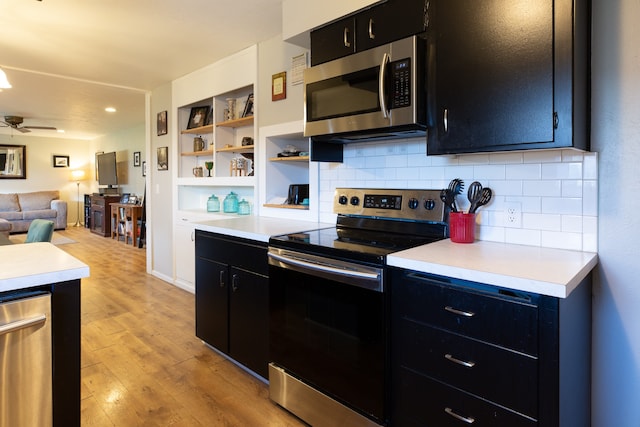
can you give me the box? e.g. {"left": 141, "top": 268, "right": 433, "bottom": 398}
{"left": 1, "top": 115, "right": 57, "bottom": 133}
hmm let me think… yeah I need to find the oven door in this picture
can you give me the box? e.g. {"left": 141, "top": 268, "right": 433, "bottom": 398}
{"left": 268, "top": 248, "right": 387, "bottom": 425}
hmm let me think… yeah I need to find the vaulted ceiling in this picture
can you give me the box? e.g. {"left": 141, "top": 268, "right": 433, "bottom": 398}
{"left": 0, "top": 0, "right": 284, "bottom": 139}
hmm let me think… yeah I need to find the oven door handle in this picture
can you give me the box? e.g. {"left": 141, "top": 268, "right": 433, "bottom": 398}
{"left": 268, "top": 250, "right": 383, "bottom": 292}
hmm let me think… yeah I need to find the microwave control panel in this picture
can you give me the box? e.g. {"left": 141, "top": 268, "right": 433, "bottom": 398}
{"left": 390, "top": 58, "right": 411, "bottom": 109}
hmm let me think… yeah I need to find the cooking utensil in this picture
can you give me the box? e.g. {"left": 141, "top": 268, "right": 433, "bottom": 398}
{"left": 467, "top": 181, "right": 483, "bottom": 212}
{"left": 440, "top": 189, "right": 458, "bottom": 212}
{"left": 470, "top": 187, "right": 492, "bottom": 213}
{"left": 447, "top": 179, "right": 464, "bottom": 212}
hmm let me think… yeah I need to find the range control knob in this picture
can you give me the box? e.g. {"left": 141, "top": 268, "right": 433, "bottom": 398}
{"left": 338, "top": 195, "right": 348, "bottom": 205}
{"left": 408, "top": 198, "right": 419, "bottom": 209}
{"left": 350, "top": 196, "right": 360, "bottom": 206}
{"left": 424, "top": 199, "right": 436, "bottom": 210}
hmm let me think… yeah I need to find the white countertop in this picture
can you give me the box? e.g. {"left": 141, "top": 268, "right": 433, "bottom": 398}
{"left": 387, "top": 239, "right": 598, "bottom": 298}
{"left": 194, "top": 216, "right": 333, "bottom": 242}
{"left": 0, "top": 242, "right": 90, "bottom": 293}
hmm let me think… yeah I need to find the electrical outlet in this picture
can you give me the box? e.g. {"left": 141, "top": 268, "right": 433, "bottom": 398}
{"left": 504, "top": 202, "right": 522, "bottom": 228}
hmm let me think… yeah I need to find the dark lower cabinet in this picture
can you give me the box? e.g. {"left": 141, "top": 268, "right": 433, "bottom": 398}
{"left": 195, "top": 231, "right": 269, "bottom": 379}
{"left": 390, "top": 268, "right": 591, "bottom": 426}
{"left": 426, "top": 0, "right": 590, "bottom": 154}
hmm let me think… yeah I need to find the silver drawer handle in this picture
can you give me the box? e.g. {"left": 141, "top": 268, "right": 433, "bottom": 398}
{"left": 444, "top": 305, "right": 475, "bottom": 317}
{"left": 445, "top": 353, "right": 476, "bottom": 368}
{"left": 0, "top": 314, "right": 47, "bottom": 336}
{"left": 445, "top": 407, "right": 475, "bottom": 424}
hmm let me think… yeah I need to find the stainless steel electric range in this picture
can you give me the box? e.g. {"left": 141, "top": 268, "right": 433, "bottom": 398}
{"left": 267, "top": 188, "right": 449, "bottom": 427}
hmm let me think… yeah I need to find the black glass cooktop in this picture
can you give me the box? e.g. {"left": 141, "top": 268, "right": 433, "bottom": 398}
{"left": 269, "top": 225, "right": 444, "bottom": 265}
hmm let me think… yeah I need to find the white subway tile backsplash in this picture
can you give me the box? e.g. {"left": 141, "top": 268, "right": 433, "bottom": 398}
{"left": 523, "top": 180, "right": 562, "bottom": 197}
{"left": 541, "top": 231, "right": 582, "bottom": 251}
{"left": 506, "top": 163, "right": 542, "bottom": 180}
{"left": 541, "top": 162, "right": 583, "bottom": 180}
{"left": 523, "top": 213, "right": 562, "bottom": 231}
{"left": 561, "top": 180, "right": 583, "bottom": 198}
{"left": 319, "top": 143, "right": 598, "bottom": 252}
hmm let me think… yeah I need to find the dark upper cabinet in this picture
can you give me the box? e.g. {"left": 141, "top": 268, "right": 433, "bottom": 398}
{"left": 310, "top": 16, "right": 355, "bottom": 66}
{"left": 426, "top": 0, "right": 590, "bottom": 154}
{"left": 311, "top": 0, "right": 427, "bottom": 66}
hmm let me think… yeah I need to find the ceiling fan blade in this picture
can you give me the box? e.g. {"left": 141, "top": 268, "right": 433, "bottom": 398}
{"left": 23, "top": 126, "right": 56, "bottom": 131}
{"left": 16, "top": 127, "right": 31, "bottom": 133}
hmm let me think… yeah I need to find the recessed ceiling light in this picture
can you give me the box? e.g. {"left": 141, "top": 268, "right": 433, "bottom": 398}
{"left": 57, "top": 129, "right": 65, "bottom": 133}
{"left": 105, "top": 107, "right": 117, "bottom": 113}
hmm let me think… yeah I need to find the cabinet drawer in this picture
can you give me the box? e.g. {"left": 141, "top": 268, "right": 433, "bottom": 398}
{"left": 393, "top": 368, "right": 537, "bottom": 427}
{"left": 393, "top": 270, "right": 539, "bottom": 355}
{"left": 395, "top": 319, "right": 538, "bottom": 418}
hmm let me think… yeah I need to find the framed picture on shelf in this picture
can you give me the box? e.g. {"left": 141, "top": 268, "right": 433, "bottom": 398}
{"left": 241, "top": 93, "right": 254, "bottom": 117}
{"left": 157, "top": 110, "right": 167, "bottom": 136}
{"left": 120, "top": 193, "right": 130, "bottom": 204}
{"left": 133, "top": 151, "right": 141, "bottom": 167}
{"left": 187, "top": 106, "right": 210, "bottom": 129}
{"left": 205, "top": 108, "right": 214, "bottom": 126}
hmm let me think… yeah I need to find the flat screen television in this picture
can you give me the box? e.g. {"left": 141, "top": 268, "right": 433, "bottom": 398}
{"left": 97, "top": 151, "right": 118, "bottom": 192}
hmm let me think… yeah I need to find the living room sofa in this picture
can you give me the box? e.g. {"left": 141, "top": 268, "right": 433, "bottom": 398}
{"left": 0, "top": 191, "right": 67, "bottom": 234}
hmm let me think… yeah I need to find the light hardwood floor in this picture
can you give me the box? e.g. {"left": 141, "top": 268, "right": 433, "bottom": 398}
{"left": 54, "top": 227, "right": 306, "bottom": 427}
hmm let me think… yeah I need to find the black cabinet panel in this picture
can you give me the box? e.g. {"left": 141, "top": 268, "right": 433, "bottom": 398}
{"left": 310, "top": 0, "right": 427, "bottom": 66}
{"left": 311, "top": 16, "right": 355, "bottom": 65}
{"left": 195, "top": 258, "right": 229, "bottom": 352}
{"left": 195, "top": 230, "right": 269, "bottom": 379}
{"left": 397, "top": 319, "right": 538, "bottom": 418}
{"left": 356, "top": 0, "right": 427, "bottom": 52}
{"left": 229, "top": 267, "right": 269, "bottom": 379}
{"left": 426, "top": 0, "right": 590, "bottom": 154}
{"left": 393, "top": 369, "right": 537, "bottom": 427}
{"left": 395, "top": 271, "right": 540, "bottom": 355}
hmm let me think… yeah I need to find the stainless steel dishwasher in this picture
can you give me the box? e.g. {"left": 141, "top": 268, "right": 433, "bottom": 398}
{"left": 0, "top": 291, "right": 52, "bottom": 427}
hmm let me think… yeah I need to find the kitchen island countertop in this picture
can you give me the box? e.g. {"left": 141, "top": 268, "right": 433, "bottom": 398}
{"left": 0, "top": 242, "right": 90, "bottom": 293}
{"left": 387, "top": 239, "right": 598, "bottom": 298}
{"left": 193, "top": 216, "right": 333, "bottom": 243}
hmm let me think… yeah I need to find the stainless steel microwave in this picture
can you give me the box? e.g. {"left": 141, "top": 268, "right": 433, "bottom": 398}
{"left": 304, "top": 35, "right": 427, "bottom": 143}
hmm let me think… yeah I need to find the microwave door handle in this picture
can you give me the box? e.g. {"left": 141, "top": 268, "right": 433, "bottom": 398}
{"left": 379, "top": 52, "right": 390, "bottom": 119}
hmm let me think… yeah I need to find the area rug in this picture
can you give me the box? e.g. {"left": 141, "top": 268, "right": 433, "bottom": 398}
{"left": 10, "top": 232, "right": 76, "bottom": 245}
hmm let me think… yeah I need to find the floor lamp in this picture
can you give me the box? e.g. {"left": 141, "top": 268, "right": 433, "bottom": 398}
{"left": 71, "top": 169, "right": 86, "bottom": 227}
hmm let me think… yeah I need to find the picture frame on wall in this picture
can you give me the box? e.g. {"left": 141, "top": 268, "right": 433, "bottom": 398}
{"left": 133, "top": 151, "right": 141, "bottom": 167}
{"left": 157, "top": 147, "right": 168, "bottom": 170}
{"left": 187, "top": 106, "right": 210, "bottom": 129}
{"left": 0, "top": 144, "right": 27, "bottom": 179}
{"left": 157, "top": 110, "right": 168, "bottom": 136}
{"left": 142, "top": 161, "right": 147, "bottom": 177}
{"left": 53, "top": 155, "right": 69, "bottom": 168}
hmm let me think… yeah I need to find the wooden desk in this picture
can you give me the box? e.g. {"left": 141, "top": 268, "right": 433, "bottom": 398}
{"left": 110, "top": 203, "right": 143, "bottom": 247}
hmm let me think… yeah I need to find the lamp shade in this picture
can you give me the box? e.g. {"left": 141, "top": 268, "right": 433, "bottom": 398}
{"left": 0, "top": 68, "right": 11, "bottom": 89}
{"left": 71, "top": 169, "right": 86, "bottom": 181}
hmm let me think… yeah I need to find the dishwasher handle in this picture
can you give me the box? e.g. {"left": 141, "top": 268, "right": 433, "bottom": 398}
{"left": 0, "top": 314, "right": 47, "bottom": 336}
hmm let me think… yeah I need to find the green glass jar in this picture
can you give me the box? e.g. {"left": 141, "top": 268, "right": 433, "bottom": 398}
{"left": 238, "top": 198, "right": 250, "bottom": 215}
{"left": 207, "top": 195, "right": 220, "bottom": 212}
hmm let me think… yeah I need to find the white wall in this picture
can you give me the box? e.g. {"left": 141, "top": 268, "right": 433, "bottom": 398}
{"left": 149, "top": 82, "right": 174, "bottom": 283}
{"left": 0, "top": 133, "right": 91, "bottom": 225}
{"left": 591, "top": 0, "right": 640, "bottom": 425}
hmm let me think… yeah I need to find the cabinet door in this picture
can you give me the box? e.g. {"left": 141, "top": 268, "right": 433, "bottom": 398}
{"left": 229, "top": 267, "right": 269, "bottom": 379}
{"left": 174, "top": 223, "right": 195, "bottom": 288}
{"left": 427, "top": 0, "right": 555, "bottom": 154}
{"left": 310, "top": 16, "right": 356, "bottom": 65}
{"left": 356, "top": 0, "right": 427, "bottom": 52}
{"left": 195, "top": 258, "right": 229, "bottom": 353}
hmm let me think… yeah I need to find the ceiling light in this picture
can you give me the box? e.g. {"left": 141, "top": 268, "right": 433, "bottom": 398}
{"left": 0, "top": 68, "right": 11, "bottom": 89}
{"left": 105, "top": 107, "right": 116, "bottom": 113}
{"left": 57, "top": 129, "right": 65, "bottom": 133}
